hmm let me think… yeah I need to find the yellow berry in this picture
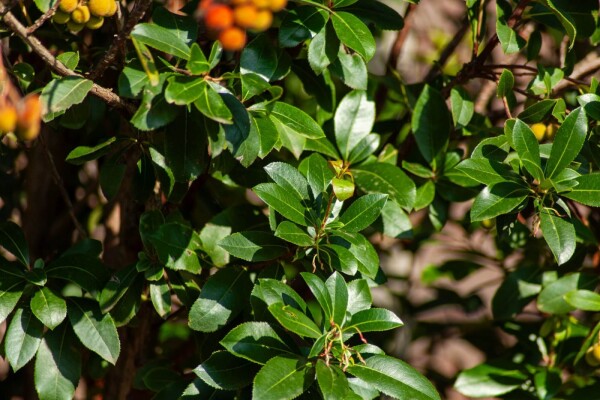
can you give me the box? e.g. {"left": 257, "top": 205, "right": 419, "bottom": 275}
{"left": 59, "top": 0, "right": 78, "bottom": 13}
{"left": 53, "top": 10, "right": 71, "bottom": 24}
{"left": 251, "top": 0, "right": 269, "bottom": 8}
{"left": 66, "top": 19, "right": 85, "bottom": 32}
{"left": 586, "top": 345, "right": 600, "bottom": 367}
{"left": 71, "top": 5, "right": 90, "bottom": 23}
{"left": 104, "top": 0, "right": 117, "bottom": 16}
{"left": 545, "top": 123, "right": 558, "bottom": 141}
{"left": 0, "top": 105, "right": 18, "bottom": 134}
{"left": 530, "top": 123, "right": 546, "bottom": 142}
{"left": 481, "top": 218, "right": 495, "bottom": 229}
{"left": 86, "top": 15, "right": 104, "bottom": 29}
{"left": 268, "top": 0, "right": 286, "bottom": 11}
{"left": 251, "top": 9, "right": 272, "bottom": 31}
{"left": 87, "top": 0, "right": 111, "bottom": 17}
{"left": 233, "top": 4, "right": 258, "bottom": 29}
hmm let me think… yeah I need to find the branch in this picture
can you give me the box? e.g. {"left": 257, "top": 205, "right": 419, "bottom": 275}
{"left": 0, "top": 6, "right": 136, "bottom": 115}
{"left": 87, "top": 0, "right": 152, "bottom": 80}
{"left": 388, "top": 3, "right": 416, "bottom": 71}
{"left": 424, "top": 18, "right": 469, "bottom": 82}
{"left": 26, "top": 0, "right": 59, "bottom": 35}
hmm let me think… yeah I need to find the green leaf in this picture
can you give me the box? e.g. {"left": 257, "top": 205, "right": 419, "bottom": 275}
{"left": 131, "top": 23, "right": 191, "bottom": 60}
{"left": 564, "top": 289, "right": 600, "bottom": 311}
{"left": 68, "top": 298, "right": 120, "bottom": 364}
{"left": 342, "top": 0, "right": 404, "bottom": 30}
{"left": 320, "top": 244, "right": 358, "bottom": 275}
{"left": 241, "top": 35, "right": 283, "bottom": 82}
{"left": 517, "top": 99, "right": 557, "bottom": 123}
{"left": 251, "top": 113, "right": 279, "bottom": 159}
{"left": 326, "top": 272, "right": 348, "bottom": 325}
{"left": 455, "top": 158, "right": 518, "bottom": 186}
{"left": 150, "top": 277, "right": 172, "bottom": 318}
{"left": 470, "top": 182, "right": 529, "bottom": 221}
{"left": 450, "top": 87, "right": 474, "bottom": 127}
{"left": 308, "top": 24, "right": 340, "bottom": 75}
{"left": 496, "top": 0, "right": 526, "bottom": 53}
{"left": 512, "top": 119, "right": 543, "bottom": 181}
{"left": 194, "top": 82, "right": 233, "bottom": 124}
{"left": 301, "top": 272, "right": 333, "bottom": 322}
{"left": 563, "top": 173, "right": 600, "bottom": 206}
{"left": 344, "top": 308, "right": 403, "bottom": 334}
{"left": 254, "top": 183, "right": 313, "bottom": 226}
{"left": 537, "top": 0, "right": 577, "bottom": 49}
{"left": 332, "top": 177, "right": 356, "bottom": 201}
{"left": 269, "top": 102, "right": 325, "bottom": 139}
{"left": 99, "top": 263, "right": 140, "bottom": 313}
{"left": 189, "top": 268, "right": 252, "bottom": 332}
{"left": 165, "top": 76, "right": 205, "bottom": 105}
{"left": 454, "top": 362, "right": 527, "bottom": 398}
{"left": 265, "top": 162, "right": 310, "bottom": 200}
{"left": 0, "top": 275, "right": 24, "bottom": 324}
{"left": 0, "top": 221, "right": 30, "bottom": 266}
{"left": 65, "top": 137, "right": 126, "bottom": 165}
{"left": 545, "top": 107, "right": 587, "bottom": 178}
{"left": 45, "top": 254, "right": 109, "bottom": 293}
{"left": 220, "top": 322, "right": 295, "bottom": 365}
{"left": 347, "top": 355, "right": 441, "bottom": 400}
{"left": 218, "top": 231, "right": 288, "bottom": 262}
{"left": 268, "top": 303, "right": 322, "bottom": 339}
{"left": 347, "top": 279, "right": 372, "bottom": 315}
{"left": 316, "top": 360, "right": 351, "bottom": 400}
{"left": 330, "top": 50, "right": 368, "bottom": 90}
{"left": 335, "top": 90, "right": 375, "bottom": 160}
{"left": 152, "top": 7, "right": 197, "bottom": 46}
{"left": 253, "top": 356, "right": 313, "bottom": 400}
{"left": 34, "top": 324, "right": 81, "bottom": 400}
{"left": 5, "top": 308, "right": 43, "bottom": 372}
{"left": 497, "top": 69, "right": 515, "bottom": 98}
{"left": 539, "top": 211, "right": 575, "bottom": 265}
{"left": 148, "top": 222, "right": 203, "bottom": 273}
{"left": 339, "top": 194, "right": 388, "bottom": 232}
{"left": 30, "top": 287, "right": 67, "bottom": 330}
{"left": 279, "top": 6, "right": 328, "bottom": 48}
{"left": 298, "top": 153, "right": 335, "bottom": 198}
{"left": 275, "top": 222, "right": 314, "bottom": 246}
{"left": 538, "top": 272, "right": 598, "bottom": 314}
{"left": 187, "top": 43, "right": 210, "bottom": 74}
{"left": 164, "top": 109, "right": 208, "bottom": 183}
{"left": 411, "top": 85, "right": 450, "bottom": 168}
{"left": 194, "top": 351, "right": 258, "bottom": 390}
{"left": 330, "top": 231, "right": 379, "bottom": 279}
{"left": 352, "top": 163, "right": 415, "bottom": 211}
{"left": 252, "top": 278, "right": 308, "bottom": 317}
{"left": 41, "top": 77, "right": 93, "bottom": 119}
{"left": 130, "top": 76, "right": 179, "bottom": 131}
{"left": 331, "top": 11, "right": 376, "bottom": 61}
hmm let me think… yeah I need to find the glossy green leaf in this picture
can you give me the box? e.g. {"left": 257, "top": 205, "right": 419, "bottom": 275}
{"left": 301, "top": 272, "right": 333, "bottom": 322}
{"left": 517, "top": 99, "right": 556, "bottom": 123}
{"left": 347, "top": 279, "right": 372, "bottom": 315}
{"left": 99, "top": 263, "right": 140, "bottom": 313}
{"left": 470, "top": 182, "right": 529, "bottom": 221}
{"left": 332, "top": 177, "right": 355, "bottom": 201}
{"left": 316, "top": 360, "right": 351, "bottom": 400}
{"left": 41, "top": 77, "right": 93, "bottom": 118}
{"left": 331, "top": 12, "right": 376, "bottom": 61}
{"left": 269, "top": 102, "right": 325, "bottom": 139}
{"left": 65, "top": 137, "right": 126, "bottom": 165}
{"left": 220, "top": 322, "right": 295, "bottom": 365}
{"left": 330, "top": 231, "right": 379, "bottom": 279}
{"left": 308, "top": 24, "right": 340, "bottom": 74}
{"left": 497, "top": 69, "right": 515, "bottom": 98}
{"left": 325, "top": 272, "right": 348, "bottom": 325}
{"left": 411, "top": 85, "right": 450, "bottom": 168}
{"left": 150, "top": 277, "right": 172, "bottom": 318}
{"left": 194, "top": 351, "right": 258, "bottom": 390}
{"left": 131, "top": 23, "right": 191, "bottom": 60}
{"left": 331, "top": 50, "right": 368, "bottom": 90}
{"left": 564, "top": 289, "right": 600, "bottom": 311}
{"left": 218, "top": 231, "right": 288, "bottom": 262}
{"left": 339, "top": 194, "right": 388, "bottom": 232}
{"left": 335, "top": 90, "right": 375, "bottom": 160}
{"left": 34, "top": 324, "right": 81, "bottom": 400}
{"left": 254, "top": 183, "right": 313, "bottom": 226}
{"left": 344, "top": 308, "right": 403, "bottom": 333}
{"left": 265, "top": 162, "right": 310, "bottom": 200}
{"left": 545, "top": 107, "right": 587, "bottom": 178}
{"left": 538, "top": 273, "right": 598, "bottom": 314}
{"left": 268, "top": 303, "right": 322, "bottom": 339}
{"left": 194, "top": 82, "right": 233, "bottom": 124}
{"left": 165, "top": 76, "right": 205, "bottom": 105}
{"left": 496, "top": 0, "right": 526, "bottom": 53}
{"left": 0, "top": 221, "right": 30, "bottom": 266}
{"left": 148, "top": 222, "right": 202, "bottom": 273}
{"left": 45, "top": 254, "right": 109, "bottom": 293}
{"left": 30, "top": 287, "right": 67, "bottom": 330}
{"left": 275, "top": 222, "right": 314, "bottom": 246}
{"left": 539, "top": 210, "right": 575, "bottom": 265}
{"left": 253, "top": 356, "right": 313, "bottom": 400}
{"left": 279, "top": 7, "right": 328, "bottom": 48}
{"left": 454, "top": 362, "right": 527, "bottom": 398}
{"left": 68, "top": 298, "right": 120, "bottom": 364}
{"left": 512, "top": 119, "right": 543, "bottom": 181}
{"left": 298, "top": 153, "right": 335, "bottom": 197}
{"left": 456, "top": 158, "right": 518, "bottom": 186}
{"left": 347, "top": 355, "right": 441, "bottom": 400}
{"left": 450, "top": 87, "right": 474, "bottom": 127}
{"left": 5, "top": 308, "right": 43, "bottom": 372}
{"left": 189, "top": 268, "right": 252, "bottom": 332}
{"left": 319, "top": 244, "right": 358, "bottom": 275}
{"left": 563, "top": 173, "right": 600, "bottom": 206}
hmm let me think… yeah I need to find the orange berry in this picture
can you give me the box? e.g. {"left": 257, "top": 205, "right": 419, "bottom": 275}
{"left": 218, "top": 26, "right": 246, "bottom": 51}
{"left": 204, "top": 4, "right": 234, "bottom": 31}
{"left": 197, "top": 0, "right": 212, "bottom": 11}
{"left": 16, "top": 94, "right": 42, "bottom": 141}
{"left": 233, "top": 4, "right": 258, "bottom": 29}
{"left": 251, "top": 9, "right": 272, "bottom": 31}
{"left": 268, "top": 0, "right": 286, "bottom": 11}
{"left": 0, "top": 105, "right": 18, "bottom": 134}
{"left": 251, "top": 0, "right": 269, "bottom": 8}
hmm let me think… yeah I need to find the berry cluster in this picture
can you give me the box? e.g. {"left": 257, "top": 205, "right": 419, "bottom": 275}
{"left": 198, "top": 0, "right": 286, "bottom": 51}
{"left": 53, "top": 0, "right": 117, "bottom": 32}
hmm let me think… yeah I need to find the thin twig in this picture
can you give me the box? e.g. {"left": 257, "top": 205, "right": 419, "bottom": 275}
{"left": 388, "top": 3, "right": 416, "bottom": 71}
{"left": 425, "top": 18, "right": 469, "bottom": 82}
{"left": 38, "top": 133, "right": 88, "bottom": 238}
{"left": 87, "top": 0, "right": 152, "bottom": 80}
{"left": 0, "top": 6, "right": 136, "bottom": 114}
{"left": 26, "top": 0, "right": 59, "bottom": 35}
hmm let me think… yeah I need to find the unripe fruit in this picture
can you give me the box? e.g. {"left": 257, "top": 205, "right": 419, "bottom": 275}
{"left": 52, "top": 9, "right": 71, "bottom": 24}
{"left": 531, "top": 123, "right": 546, "bottom": 142}
{"left": 252, "top": 9, "right": 272, "bottom": 31}
{"left": 0, "top": 105, "right": 18, "bottom": 134}
{"left": 67, "top": 19, "right": 85, "bottom": 32}
{"left": 268, "top": 0, "right": 286, "bottom": 12}
{"left": 481, "top": 218, "right": 495, "bottom": 229}
{"left": 86, "top": 15, "right": 104, "bottom": 29}
{"left": 545, "top": 123, "right": 558, "bottom": 141}
{"left": 218, "top": 26, "right": 246, "bottom": 51}
{"left": 59, "top": 0, "right": 78, "bottom": 13}
{"left": 205, "top": 5, "right": 234, "bottom": 31}
{"left": 15, "top": 95, "right": 42, "bottom": 141}
{"left": 586, "top": 345, "right": 600, "bottom": 367}
{"left": 88, "top": 0, "right": 112, "bottom": 17}
{"left": 233, "top": 4, "right": 258, "bottom": 29}
{"left": 104, "top": 0, "right": 117, "bottom": 17}
{"left": 71, "top": 5, "right": 90, "bottom": 23}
